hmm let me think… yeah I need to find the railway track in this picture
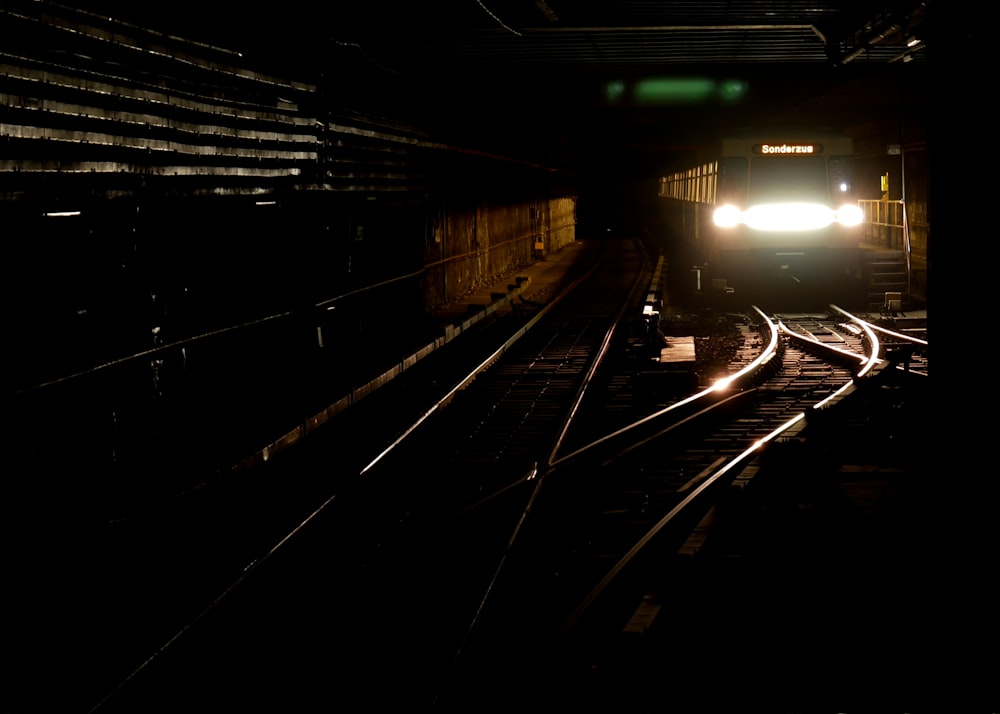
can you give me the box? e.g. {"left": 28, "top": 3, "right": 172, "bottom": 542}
{"left": 777, "top": 305, "right": 928, "bottom": 378}
{"left": 428, "top": 307, "right": 880, "bottom": 708}
{"left": 79, "top": 238, "right": 644, "bottom": 711}
{"left": 66, "top": 243, "right": 930, "bottom": 712}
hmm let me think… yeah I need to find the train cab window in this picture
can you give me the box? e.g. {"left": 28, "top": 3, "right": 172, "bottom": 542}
{"left": 717, "top": 158, "right": 747, "bottom": 204}
{"left": 828, "top": 156, "right": 853, "bottom": 195}
{"left": 748, "top": 156, "right": 827, "bottom": 202}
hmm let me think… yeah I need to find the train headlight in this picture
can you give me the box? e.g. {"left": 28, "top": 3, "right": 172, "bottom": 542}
{"left": 743, "top": 202, "right": 833, "bottom": 231}
{"left": 837, "top": 203, "right": 864, "bottom": 227}
{"left": 712, "top": 204, "right": 742, "bottom": 228}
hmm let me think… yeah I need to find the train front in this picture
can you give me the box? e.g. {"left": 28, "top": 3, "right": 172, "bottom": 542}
{"left": 710, "top": 139, "right": 863, "bottom": 304}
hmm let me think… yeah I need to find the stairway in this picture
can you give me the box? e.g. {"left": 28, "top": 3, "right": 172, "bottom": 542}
{"left": 865, "top": 249, "right": 909, "bottom": 312}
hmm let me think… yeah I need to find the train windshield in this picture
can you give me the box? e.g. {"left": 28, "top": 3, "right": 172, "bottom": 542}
{"left": 747, "top": 156, "right": 828, "bottom": 203}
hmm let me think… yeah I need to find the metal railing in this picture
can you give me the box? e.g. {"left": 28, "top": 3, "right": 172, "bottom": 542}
{"left": 858, "top": 199, "right": 907, "bottom": 251}
{"left": 857, "top": 198, "right": 932, "bottom": 306}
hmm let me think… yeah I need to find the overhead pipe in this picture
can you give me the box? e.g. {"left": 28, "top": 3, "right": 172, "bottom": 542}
{"left": 837, "top": 1, "right": 927, "bottom": 65}
{"left": 838, "top": 22, "right": 902, "bottom": 64}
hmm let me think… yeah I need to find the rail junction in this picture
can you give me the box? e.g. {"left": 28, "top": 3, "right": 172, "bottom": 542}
{"left": 66, "top": 238, "right": 936, "bottom": 713}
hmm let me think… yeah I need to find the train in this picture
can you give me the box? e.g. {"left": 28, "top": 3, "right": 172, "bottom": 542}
{"left": 658, "top": 132, "right": 865, "bottom": 303}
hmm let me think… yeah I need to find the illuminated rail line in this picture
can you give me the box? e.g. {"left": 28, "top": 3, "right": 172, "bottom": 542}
{"left": 82, "top": 257, "right": 922, "bottom": 712}
{"left": 433, "top": 306, "right": 909, "bottom": 710}
{"left": 84, "top": 239, "right": 641, "bottom": 711}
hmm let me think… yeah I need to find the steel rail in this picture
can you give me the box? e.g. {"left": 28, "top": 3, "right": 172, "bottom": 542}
{"left": 550, "top": 307, "right": 876, "bottom": 646}
{"left": 443, "top": 239, "right": 651, "bottom": 685}
{"left": 90, "top": 243, "right": 611, "bottom": 713}
{"left": 830, "top": 304, "right": 927, "bottom": 347}
{"left": 549, "top": 304, "right": 779, "bottom": 471}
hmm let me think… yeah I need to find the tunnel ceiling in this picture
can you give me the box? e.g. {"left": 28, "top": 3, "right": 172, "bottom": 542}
{"left": 77, "top": 1, "right": 933, "bottom": 75}
{"left": 23, "top": 1, "right": 942, "bottom": 179}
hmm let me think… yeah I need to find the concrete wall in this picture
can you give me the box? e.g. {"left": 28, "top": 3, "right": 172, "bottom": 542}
{"left": 2, "top": 3, "right": 580, "bottom": 376}
{"left": 2, "top": 5, "right": 581, "bottom": 492}
{"left": 0, "top": 3, "right": 320, "bottom": 197}
{"left": 420, "top": 197, "right": 577, "bottom": 310}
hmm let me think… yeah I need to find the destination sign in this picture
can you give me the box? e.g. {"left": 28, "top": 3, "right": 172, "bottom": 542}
{"left": 753, "top": 143, "right": 823, "bottom": 155}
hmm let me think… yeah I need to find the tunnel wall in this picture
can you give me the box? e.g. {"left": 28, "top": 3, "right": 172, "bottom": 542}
{"left": 3, "top": 2, "right": 579, "bottom": 506}
{"left": 420, "top": 197, "right": 577, "bottom": 310}
{"left": 3, "top": 0, "right": 578, "bottom": 389}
